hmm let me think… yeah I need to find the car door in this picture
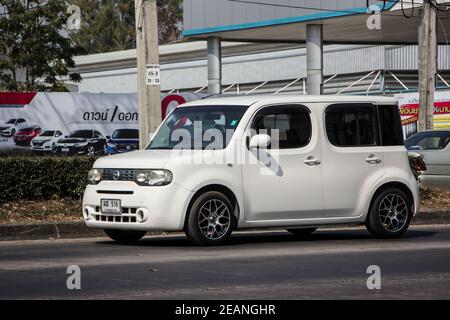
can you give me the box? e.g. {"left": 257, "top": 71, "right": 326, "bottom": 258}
{"left": 242, "top": 104, "right": 324, "bottom": 222}
{"left": 322, "top": 103, "right": 385, "bottom": 218}
{"left": 415, "top": 133, "right": 450, "bottom": 177}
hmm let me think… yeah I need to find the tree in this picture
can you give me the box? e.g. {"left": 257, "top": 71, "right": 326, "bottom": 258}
{"left": 0, "top": 0, "right": 84, "bottom": 92}
{"left": 69, "top": 0, "right": 182, "bottom": 54}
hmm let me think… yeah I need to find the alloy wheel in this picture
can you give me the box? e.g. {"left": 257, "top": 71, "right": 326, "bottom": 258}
{"left": 378, "top": 193, "right": 408, "bottom": 232}
{"left": 87, "top": 146, "right": 95, "bottom": 157}
{"left": 198, "top": 199, "right": 231, "bottom": 240}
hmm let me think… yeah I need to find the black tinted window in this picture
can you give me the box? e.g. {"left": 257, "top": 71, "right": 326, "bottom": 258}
{"left": 112, "top": 129, "right": 139, "bottom": 139}
{"left": 379, "top": 105, "right": 404, "bottom": 146}
{"left": 326, "top": 104, "right": 378, "bottom": 147}
{"left": 253, "top": 106, "right": 311, "bottom": 149}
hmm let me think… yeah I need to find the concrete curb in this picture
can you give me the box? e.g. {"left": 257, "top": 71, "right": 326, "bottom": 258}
{"left": 0, "top": 210, "right": 449, "bottom": 241}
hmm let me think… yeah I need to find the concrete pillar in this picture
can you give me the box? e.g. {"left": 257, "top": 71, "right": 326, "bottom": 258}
{"left": 207, "top": 37, "right": 222, "bottom": 95}
{"left": 306, "top": 24, "right": 323, "bottom": 95}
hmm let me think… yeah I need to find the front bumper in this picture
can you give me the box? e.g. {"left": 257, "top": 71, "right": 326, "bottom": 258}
{"left": 83, "top": 180, "right": 194, "bottom": 232}
{"left": 54, "top": 144, "right": 88, "bottom": 155}
{"left": 105, "top": 145, "right": 138, "bottom": 155}
{"left": 14, "top": 137, "right": 32, "bottom": 145}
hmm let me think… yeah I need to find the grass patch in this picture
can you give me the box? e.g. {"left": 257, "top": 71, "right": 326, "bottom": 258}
{"left": 0, "top": 199, "right": 81, "bottom": 224}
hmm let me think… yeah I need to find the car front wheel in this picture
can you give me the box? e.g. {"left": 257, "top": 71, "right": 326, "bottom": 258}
{"left": 185, "top": 191, "right": 236, "bottom": 245}
{"left": 104, "top": 229, "right": 146, "bottom": 244}
{"left": 366, "top": 188, "right": 412, "bottom": 239}
{"left": 87, "top": 145, "right": 96, "bottom": 157}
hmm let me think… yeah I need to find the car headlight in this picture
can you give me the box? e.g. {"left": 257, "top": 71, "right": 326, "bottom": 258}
{"left": 135, "top": 169, "right": 172, "bottom": 186}
{"left": 75, "top": 142, "right": 88, "bottom": 148}
{"left": 107, "top": 142, "right": 116, "bottom": 148}
{"left": 88, "top": 169, "right": 103, "bottom": 185}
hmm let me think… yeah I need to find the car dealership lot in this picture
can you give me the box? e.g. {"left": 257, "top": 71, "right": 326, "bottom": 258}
{"left": 0, "top": 225, "right": 449, "bottom": 300}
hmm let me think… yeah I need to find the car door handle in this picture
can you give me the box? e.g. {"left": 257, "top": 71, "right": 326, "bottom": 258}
{"left": 365, "top": 155, "right": 382, "bottom": 164}
{"left": 304, "top": 157, "right": 321, "bottom": 166}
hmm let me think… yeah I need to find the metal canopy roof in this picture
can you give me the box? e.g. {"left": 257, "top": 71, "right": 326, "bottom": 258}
{"left": 183, "top": 1, "right": 450, "bottom": 45}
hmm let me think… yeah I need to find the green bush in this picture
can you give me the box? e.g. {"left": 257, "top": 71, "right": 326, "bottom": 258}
{"left": 0, "top": 156, "right": 96, "bottom": 203}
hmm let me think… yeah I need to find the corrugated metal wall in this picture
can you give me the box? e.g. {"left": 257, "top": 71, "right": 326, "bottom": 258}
{"left": 386, "top": 45, "right": 450, "bottom": 70}
{"left": 74, "top": 44, "right": 450, "bottom": 94}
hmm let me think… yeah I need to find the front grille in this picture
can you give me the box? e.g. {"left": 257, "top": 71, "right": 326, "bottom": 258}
{"left": 33, "top": 141, "right": 44, "bottom": 146}
{"left": 102, "top": 169, "right": 135, "bottom": 181}
{"left": 117, "top": 144, "right": 138, "bottom": 150}
{"left": 93, "top": 206, "right": 138, "bottom": 223}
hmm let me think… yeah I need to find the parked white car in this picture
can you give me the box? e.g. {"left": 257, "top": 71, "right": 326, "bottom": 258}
{"left": 83, "top": 95, "right": 419, "bottom": 245}
{"left": 406, "top": 130, "right": 450, "bottom": 188}
{"left": 0, "top": 118, "right": 27, "bottom": 136}
{"left": 31, "top": 130, "right": 64, "bottom": 153}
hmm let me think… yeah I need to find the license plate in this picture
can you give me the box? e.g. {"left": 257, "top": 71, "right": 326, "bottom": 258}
{"left": 61, "top": 148, "right": 70, "bottom": 152}
{"left": 101, "top": 199, "right": 121, "bottom": 214}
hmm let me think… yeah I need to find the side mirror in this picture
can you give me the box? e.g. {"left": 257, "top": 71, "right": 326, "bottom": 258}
{"left": 106, "top": 136, "right": 111, "bottom": 140}
{"left": 249, "top": 134, "right": 271, "bottom": 149}
{"left": 64, "top": 135, "right": 68, "bottom": 138}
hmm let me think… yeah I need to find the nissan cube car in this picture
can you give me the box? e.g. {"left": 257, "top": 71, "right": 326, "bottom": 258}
{"left": 83, "top": 95, "right": 419, "bottom": 245}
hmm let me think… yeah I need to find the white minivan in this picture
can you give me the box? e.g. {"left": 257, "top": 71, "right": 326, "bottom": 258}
{"left": 83, "top": 95, "right": 419, "bottom": 245}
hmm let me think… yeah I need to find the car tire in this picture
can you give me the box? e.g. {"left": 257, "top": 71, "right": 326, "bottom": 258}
{"left": 87, "top": 145, "right": 96, "bottom": 157}
{"left": 104, "top": 229, "right": 146, "bottom": 244}
{"left": 185, "top": 191, "right": 236, "bottom": 246}
{"left": 366, "top": 188, "right": 413, "bottom": 239}
{"left": 286, "top": 227, "right": 317, "bottom": 237}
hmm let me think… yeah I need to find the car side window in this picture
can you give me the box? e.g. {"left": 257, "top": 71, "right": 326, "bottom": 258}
{"left": 378, "top": 105, "right": 404, "bottom": 146}
{"left": 252, "top": 105, "right": 311, "bottom": 149}
{"left": 326, "top": 104, "right": 379, "bottom": 147}
{"left": 55, "top": 131, "right": 62, "bottom": 137}
{"left": 94, "top": 131, "right": 102, "bottom": 138}
{"left": 415, "top": 135, "right": 450, "bottom": 150}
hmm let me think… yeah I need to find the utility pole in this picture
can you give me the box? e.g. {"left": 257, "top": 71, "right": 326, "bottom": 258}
{"left": 418, "top": 0, "right": 437, "bottom": 132}
{"left": 135, "top": 0, "right": 162, "bottom": 149}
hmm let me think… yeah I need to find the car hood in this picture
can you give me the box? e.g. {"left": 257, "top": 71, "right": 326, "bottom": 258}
{"left": 16, "top": 131, "right": 34, "bottom": 135}
{"left": 94, "top": 150, "right": 173, "bottom": 169}
{"left": 57, "top": 138, "right": 88, "bottom": 144}
{"left": 33, "top": 136, "right": 52, "bottom": 141}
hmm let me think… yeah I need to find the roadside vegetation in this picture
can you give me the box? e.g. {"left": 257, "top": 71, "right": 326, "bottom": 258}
{"left": 0, "top": 154, "right": 447, "bottom": 224}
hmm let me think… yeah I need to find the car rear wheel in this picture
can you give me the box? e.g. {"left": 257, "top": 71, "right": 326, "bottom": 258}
{"left": 185, "top": 191, "right": 236, "bottom": 245}
{"left": 366, "top": 188, "right": 412, "bottom": 239}
{"left": 286, "top": 227, "right": 317, "bottom": 237}
{"left": 104, "top": 229, "right": 146, "bottom": 244}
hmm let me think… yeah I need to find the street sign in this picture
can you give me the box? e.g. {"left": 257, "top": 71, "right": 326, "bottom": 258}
{"left": 146, "top": 64, "right": 161, "bottom": 86}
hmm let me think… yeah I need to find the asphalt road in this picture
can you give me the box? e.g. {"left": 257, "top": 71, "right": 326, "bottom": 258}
{"left": 1, "top": 225, "right": 450, "bottom": 300}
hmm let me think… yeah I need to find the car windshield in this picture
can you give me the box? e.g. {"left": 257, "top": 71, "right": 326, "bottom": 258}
{"left": 405, "top": 132, "right": 450, "bottom": 150}
{"left": 112, "top": 129, "right": 139, "bottom": 139}
{"left": 6, "top": 119, "right": 15, "bottom": 124}
{"left": 40, "top": 131, "right": 55, "bottom": 137}
{"left": 147, "top": 105, "right": 249, "bottom": 150}
{"left": 70, "top": 130, "right": 93, "bottom": 138}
